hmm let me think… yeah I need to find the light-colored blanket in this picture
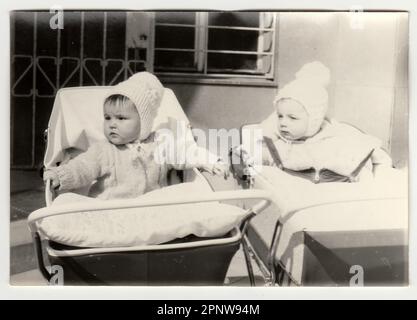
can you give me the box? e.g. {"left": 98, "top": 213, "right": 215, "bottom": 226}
{"left": 38, "top": 183, "right": 248, "bottom": 248}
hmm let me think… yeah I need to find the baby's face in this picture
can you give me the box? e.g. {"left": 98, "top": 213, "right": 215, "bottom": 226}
{"left": 276, "top": 99, "right": 309, "bottom": 140}
{"left": 103, "top": 101, "right": 141, "bottom": 145}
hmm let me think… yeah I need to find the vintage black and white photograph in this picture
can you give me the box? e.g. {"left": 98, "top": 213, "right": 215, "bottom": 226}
{"left": 10, "top": 10, "right": 408, "bottom": 287}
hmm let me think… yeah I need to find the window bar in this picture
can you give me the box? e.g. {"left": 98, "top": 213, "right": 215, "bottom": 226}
{"left": 269, "top": 13, "right": 278, "bottom": 79}
{"left": 148, "top": 12, "right": 156, "bottom": 73}
{"left": 79, "top": 12, "right": 84, "bottom": 85}
{"left": 59, "top": 57, "right": 82, "bottom": 88}
{"left": 82, "top": 58, "right": 101, "bottom": 86}
{"left": 108, "top": 59, "right": 126, "bottom": 85}
{"left": 11, "top": 55, "right": 34, "bottom": 97}
{"left": 154, "top": 23, "right": 196, "bottom": 28}
{"left": 205, "top": 68, "right": 268, "bottom": 74}
{"left": 153, "top": 71, "right": 273, "bottom": 80}
{"left": 124, "top": 12, "right": 128, "bottom": 79}
{"left": 202, "top": 12, "right": 209, "bottom": 75}
{"left": 31, "top": 11, "right": 38, "bottom": 168}
{"left": 206, "top": 50, "right": 274, "bottom": 55}
{"left": 36, "top": 57, "right": 57, "bottom": 97}
{"left": 102, "top": 12, "right": 107, "bottom": 85}
{"left": 56, "top": 16, "right": 61, "bottom": 91}
{"left": 154, "top": 48, "right": 199, "bottom": 53}
{"left": 257, "top": 13, "right": 265, "bottom": 73}
{"left": 194, "top": 12, "right": 201, "bottom": 71}
{"left": 207, "top": 25, "right": 275, "bottom": 32}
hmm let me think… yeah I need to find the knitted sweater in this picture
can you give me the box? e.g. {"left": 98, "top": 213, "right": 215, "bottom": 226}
{"left": 262, "top": 119, "right": 392, "bottom": 182}
{"left": 52, "top": 133, "right": 219, "bottom": 200}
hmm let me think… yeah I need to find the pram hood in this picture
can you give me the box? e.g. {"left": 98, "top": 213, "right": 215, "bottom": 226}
{"left": 44, "top": 86, "right": 191, "bottom": 168}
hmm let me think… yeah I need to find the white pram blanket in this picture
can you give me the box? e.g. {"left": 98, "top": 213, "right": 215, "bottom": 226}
{"left": 38, "top": 183, "right": 248, "bottom": 248}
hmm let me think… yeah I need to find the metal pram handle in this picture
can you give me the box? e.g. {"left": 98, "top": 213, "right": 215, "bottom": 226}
{"left": 45, "top": 179, "right": 54, "bottom": 207}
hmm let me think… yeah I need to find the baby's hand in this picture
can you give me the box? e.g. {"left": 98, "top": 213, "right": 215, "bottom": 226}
{"left": 231, "top": 145, "right": 255, "bottom": 167}
{"left": 231, "top": 145, "right": 243, "bottom": 158}
{"left": 43, "top": 169, "right": 60, "bottom": 189}
{"left": 211, "top": 160, "right": 230, "bottom": 179}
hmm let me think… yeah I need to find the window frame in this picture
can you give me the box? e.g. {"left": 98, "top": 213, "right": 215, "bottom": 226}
{"left": 150, "top": 12, "right": 279, "bottom": 87}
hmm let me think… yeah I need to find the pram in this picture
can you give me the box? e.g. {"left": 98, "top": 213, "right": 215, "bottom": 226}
{"left": 27, "top": 86, "right": 272, "bottom": 286}
{"left": 233, "top": 122, "right": 408, "bottom": 286}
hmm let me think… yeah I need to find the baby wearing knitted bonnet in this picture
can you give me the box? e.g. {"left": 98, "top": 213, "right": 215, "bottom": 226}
{"left": 259, "top": 61, "right": 392, "bottom": 183}
{"left": 43, "top": 72, "right": 228, "bottom": 200}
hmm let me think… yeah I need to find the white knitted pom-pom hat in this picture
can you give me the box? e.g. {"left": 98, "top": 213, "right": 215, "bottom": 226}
{"left": 106, "top": 72, "right": 164, "bottom": 141}
{"left": 274, "top": 61, "right": 331, "bottom": 137}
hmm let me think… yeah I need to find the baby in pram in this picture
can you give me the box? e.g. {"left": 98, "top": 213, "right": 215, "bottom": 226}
{"left": 43, "top": 72, "right": 228, "bottom": 199}
{"left": 236, "top": 61, "right": 393, "bottom": 183}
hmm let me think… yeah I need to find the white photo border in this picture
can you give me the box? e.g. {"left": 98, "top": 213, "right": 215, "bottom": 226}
{"left": 1, "top": 0, "right": 416, "bottom": 300}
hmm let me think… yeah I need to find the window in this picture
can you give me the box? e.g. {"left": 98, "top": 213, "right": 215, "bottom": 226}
{"left": 153, "top": 12, "right": 277, "bottom": 80}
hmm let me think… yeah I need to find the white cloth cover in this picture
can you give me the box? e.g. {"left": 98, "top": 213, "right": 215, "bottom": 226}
{"left": 38, "top": 183, "right": 248, "bottom": 248}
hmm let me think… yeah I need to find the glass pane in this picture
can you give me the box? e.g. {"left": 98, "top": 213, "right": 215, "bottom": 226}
{"left": 12, "top": 97, "right": 33, "bottom": 165}
{"left": 83, "top": 12, "right": 104, "bottom": 58}
{"left": 263, "top": 13, "right": 274, "bottom": 28}
{"left": 36, "top": 12, "right": 57, "bottom": 56}
{"left": 128, "top": 61, "right": 147, "bottom": 74}
{"left": 13, "top": 57, "right": 33, "bottom": 95}
{"left": 154, "top": 51, "right": 196, "bottom": 71}
{"left": 207, "top": 53, "right": 270, "bottom": 75}
{"left": 155, "top": 12, "right": 196, "bottom": 25}
{"left": 59, "top": 12, "right": 82, "bottom": 58}
{"left": 106, "top": 12, "right": 127, "bottom": 59}
{"left": 208, "top": 12, "right": 260, "bottom": 28}
{"left": 262, "top": 30, "right": 274, "bottom": 52}
{"left": 208, "top": 29, "right": 259, "bottom": 51}
{"left": 12, "top": 12, "right": 34, "bottom": 55}
{"left": 155, "top": 25, "right": 195, "bottom": 49}
{"left": 128, "top": 48, "right": 147, "bottom": 61}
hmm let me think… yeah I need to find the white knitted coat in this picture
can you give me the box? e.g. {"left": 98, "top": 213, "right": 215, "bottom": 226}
{"left": 262, "top": 118, "right": 392, "bottom": 181}
{"left": 52, "top": 133, "right": 219, "bottom": 200}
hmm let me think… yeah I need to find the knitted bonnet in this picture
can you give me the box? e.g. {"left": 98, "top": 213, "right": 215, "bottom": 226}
{"left": 274, "top": 61, "right": 331, "bottom": 137}
{"left": 106, "top": 72, "right": 164, "bottom": 141}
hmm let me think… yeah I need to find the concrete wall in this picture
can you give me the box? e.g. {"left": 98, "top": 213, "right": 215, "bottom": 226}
{"left": 390, "top": 13, "right": 409, "bottom": 168}
{"left": 164, "top": 84, "right": 276, "bottom": 131}
{"left": 275, "top": 12, "right": 408, "bottom": 167}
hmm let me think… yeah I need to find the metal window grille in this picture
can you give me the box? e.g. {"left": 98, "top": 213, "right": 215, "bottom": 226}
{"left": 11, "top": 11, "right": 148, "bottom": 169}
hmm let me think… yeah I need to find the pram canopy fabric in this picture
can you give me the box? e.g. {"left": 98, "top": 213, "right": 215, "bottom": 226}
{"left": 44, "top": 87, "right": 191, "bottom": 168}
